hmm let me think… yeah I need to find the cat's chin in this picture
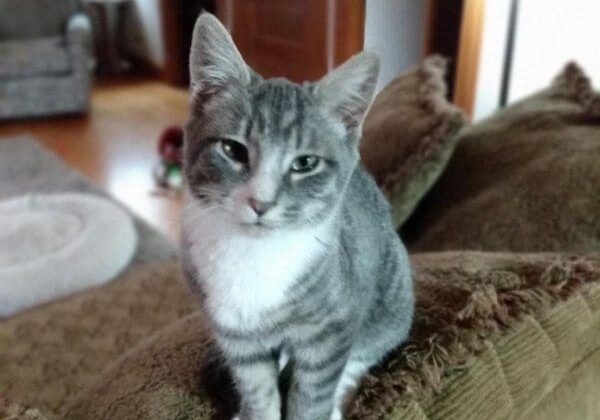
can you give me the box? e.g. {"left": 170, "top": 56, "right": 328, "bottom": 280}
{"left": 238, "top": 220, "right": 277, "bottom": 235}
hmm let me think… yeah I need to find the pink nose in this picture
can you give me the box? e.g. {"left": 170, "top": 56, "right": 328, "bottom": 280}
{"left": 248, "top": 198, "right": 275, "bottom": 217}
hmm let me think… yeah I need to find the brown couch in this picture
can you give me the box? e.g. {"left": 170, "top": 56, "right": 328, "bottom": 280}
{"left": 1, "top": 62, "right": 599, "bottom": 420}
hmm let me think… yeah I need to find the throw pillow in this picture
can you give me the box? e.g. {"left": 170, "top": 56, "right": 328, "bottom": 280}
{"left": 361, "top": 55, "right": 466, "bottom": 227}
{"left": 403, "top": 62, "right": 600, "bottom": 253}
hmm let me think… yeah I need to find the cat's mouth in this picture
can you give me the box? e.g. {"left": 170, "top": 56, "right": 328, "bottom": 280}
{"left": 239, "top": 219, "right": 276, "bottom": 233}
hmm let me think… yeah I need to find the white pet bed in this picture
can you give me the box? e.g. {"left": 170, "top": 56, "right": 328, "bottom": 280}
{"left": 0, "top": 193, "right": 137, "bottom": 318}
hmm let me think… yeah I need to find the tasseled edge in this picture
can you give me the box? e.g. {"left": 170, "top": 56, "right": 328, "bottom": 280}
{"left": 0, "top": 396, "right": 48, "bottom": 420}
{"left": 553, "top": 62, "right": 600, "bottom": 117}
{"left": 346, "top": 256, "right": 600, "bottom": 420}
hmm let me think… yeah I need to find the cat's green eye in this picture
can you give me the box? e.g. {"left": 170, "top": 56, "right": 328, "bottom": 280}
{"left": 291, "top": 155, "right": 320, "bottom": 174}
{"left": 220, "top": 139, "right": 248, "bottom": 164}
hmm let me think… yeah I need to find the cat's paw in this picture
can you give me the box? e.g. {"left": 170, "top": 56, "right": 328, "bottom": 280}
{"left": 231, "top": 416, "right": 241, "bottom": 420}
{"left": 330, "top": 409, "right": 343, "bottom": 420}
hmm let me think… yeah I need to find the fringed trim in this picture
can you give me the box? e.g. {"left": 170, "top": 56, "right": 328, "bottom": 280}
{"left": 419, "top": 55, "right": 450, "bottom": 115}
{"left": 346, "top": 256, "right": 600, "bottom": 420}
{"left": 553, "top": 62, "right": 600, "bottom": 117}
{"left": 0, "top": 397, "right": 48, "bottom": 420}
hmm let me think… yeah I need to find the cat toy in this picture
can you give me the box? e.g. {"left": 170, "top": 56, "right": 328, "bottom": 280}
{"left": 153, "top": 125, "right": 184, "bottom": 194}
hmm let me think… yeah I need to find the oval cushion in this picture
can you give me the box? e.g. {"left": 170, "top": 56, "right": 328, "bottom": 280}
{"left": 0, "top": 193, "right": 137, "bottom": 317}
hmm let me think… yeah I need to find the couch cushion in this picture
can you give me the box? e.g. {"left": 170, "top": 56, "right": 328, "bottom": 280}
{"left": 361, "top": 56, "right": 465, "bottom": 227}
{"left": 526, "top": 348, "right": 600, "bottom": 420}
{"left": 50, "top": 253, "right": 600, "bottom": 420}
{"left": 0, "top": 261, "right": 194, "bottom": 417}
{"left": 0, "top": 37, "right": 71, "bottom": 79}
{"left": 403, "top": 62, "right": 600, "bottom": 253}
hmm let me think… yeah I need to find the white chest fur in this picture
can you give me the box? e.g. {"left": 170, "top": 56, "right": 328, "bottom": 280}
{"left": 183, "top": 202, "right": 330, "bottom": 331}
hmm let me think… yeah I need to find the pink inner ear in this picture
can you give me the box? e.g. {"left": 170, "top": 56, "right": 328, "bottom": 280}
{"left": 316, "top": 53, "right": 379, "bottom": 130}
{"left": 335, "top": 102, "right": 368, "bottom": 130}
{"left": 190, "top": 78, "right": 247, "bottom": 115}
{"left": 190, "top": 84, "right": 215, "bottom": 111}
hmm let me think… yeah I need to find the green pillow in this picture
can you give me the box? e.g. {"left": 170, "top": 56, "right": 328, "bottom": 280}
{"left": 361, "top": 56, "right": 465, "bottom": 227}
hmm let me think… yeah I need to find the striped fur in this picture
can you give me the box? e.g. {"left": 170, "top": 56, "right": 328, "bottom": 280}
{"left": 181, "top": 14, "right": 414, "bottom": 420}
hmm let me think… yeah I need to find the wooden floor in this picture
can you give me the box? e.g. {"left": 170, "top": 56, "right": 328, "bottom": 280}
{"left": 0, "top": 78, "right": 189, "bottom": 244}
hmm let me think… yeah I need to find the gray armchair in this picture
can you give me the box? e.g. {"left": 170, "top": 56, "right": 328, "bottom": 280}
{"left": 0, "top": 0, "right": 93, "bottom": 119}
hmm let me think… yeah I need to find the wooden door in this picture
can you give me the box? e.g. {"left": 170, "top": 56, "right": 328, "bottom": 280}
{"left": 216, "top": 0, "right": 365, "bottom": 82}
{"left": 161, "top": 0, "right": 216, "bottom": 86}
{"left": 423, "top": 0, "right": 464, "bottom": 100}
{"left": 161, "top": 0, "right": 365, "bottom": 85}
{"left": 424, "top": 0, "right": 487, "bottom": 119}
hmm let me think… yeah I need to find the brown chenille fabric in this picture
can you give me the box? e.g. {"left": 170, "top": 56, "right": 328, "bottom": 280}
{"left": 0, "top": 261, "right": 195, "bottom": 418}
{"left": 0, "top": 398, "right": 48, "bottom": 420}
{"left": 59, "top": 253, "right": 600, "bottom": 420}
{"left": 361, "top": 55, "right": 465, "bottom": 227}
{"left": 403, "top": 62, "right": 600, "bottom": 253}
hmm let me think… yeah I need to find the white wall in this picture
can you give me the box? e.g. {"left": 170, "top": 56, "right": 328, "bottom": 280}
{"left": 128, "top": 0, "right": 165, "bottom": 68}
{"left": 472, "top": 0, "right": 512, "bottom": 120}
{"left": 508, "top": 0, "right": 600, "bottom": 102}
{"left": 363, "top": 0, "right": 427, "bottom": 93}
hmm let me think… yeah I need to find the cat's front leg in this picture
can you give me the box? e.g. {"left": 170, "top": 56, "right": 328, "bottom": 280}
{"left": 286, "top": 344, "right": 351, "bottom": 420}
{"left": 228, "top": 353, "right": 281, "bottom": 420}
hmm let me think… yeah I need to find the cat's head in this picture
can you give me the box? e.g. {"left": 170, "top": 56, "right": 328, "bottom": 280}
{"left": 184, "top": 13, "right": 379, "bottom": 231}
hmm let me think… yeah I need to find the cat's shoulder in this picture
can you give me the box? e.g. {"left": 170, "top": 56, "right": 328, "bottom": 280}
{"left": 345, "top": 165, "right": 390, "bottom": 215}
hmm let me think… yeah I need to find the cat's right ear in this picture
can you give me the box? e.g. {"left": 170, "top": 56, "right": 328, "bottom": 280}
{"left": 189, "top": 13, "right": 251, "bottom": 100}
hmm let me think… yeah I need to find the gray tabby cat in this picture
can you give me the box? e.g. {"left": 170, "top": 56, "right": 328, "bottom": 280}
{"left": 181, "top": 13, "right": 414, "bottom": 420}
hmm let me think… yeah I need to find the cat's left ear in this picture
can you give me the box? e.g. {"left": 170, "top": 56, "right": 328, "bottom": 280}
{"left": 315, "top": 52, "right": 380, "bottom": 130}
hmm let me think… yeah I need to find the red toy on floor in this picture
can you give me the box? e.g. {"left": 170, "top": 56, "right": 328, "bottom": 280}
{"left": 153, "top": 125, "right": 184, "bottom": 192}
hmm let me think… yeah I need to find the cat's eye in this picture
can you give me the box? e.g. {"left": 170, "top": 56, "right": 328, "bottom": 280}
{"left": 291, "top": 155, "right": 321, "bottom": 174}
{"left": 220, "top": 139, "right": 248, "bottom": 164}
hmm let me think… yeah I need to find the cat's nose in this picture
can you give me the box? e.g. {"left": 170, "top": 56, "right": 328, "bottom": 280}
{"left": 248, "top": 198, "right": 275, "bottom": 217}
